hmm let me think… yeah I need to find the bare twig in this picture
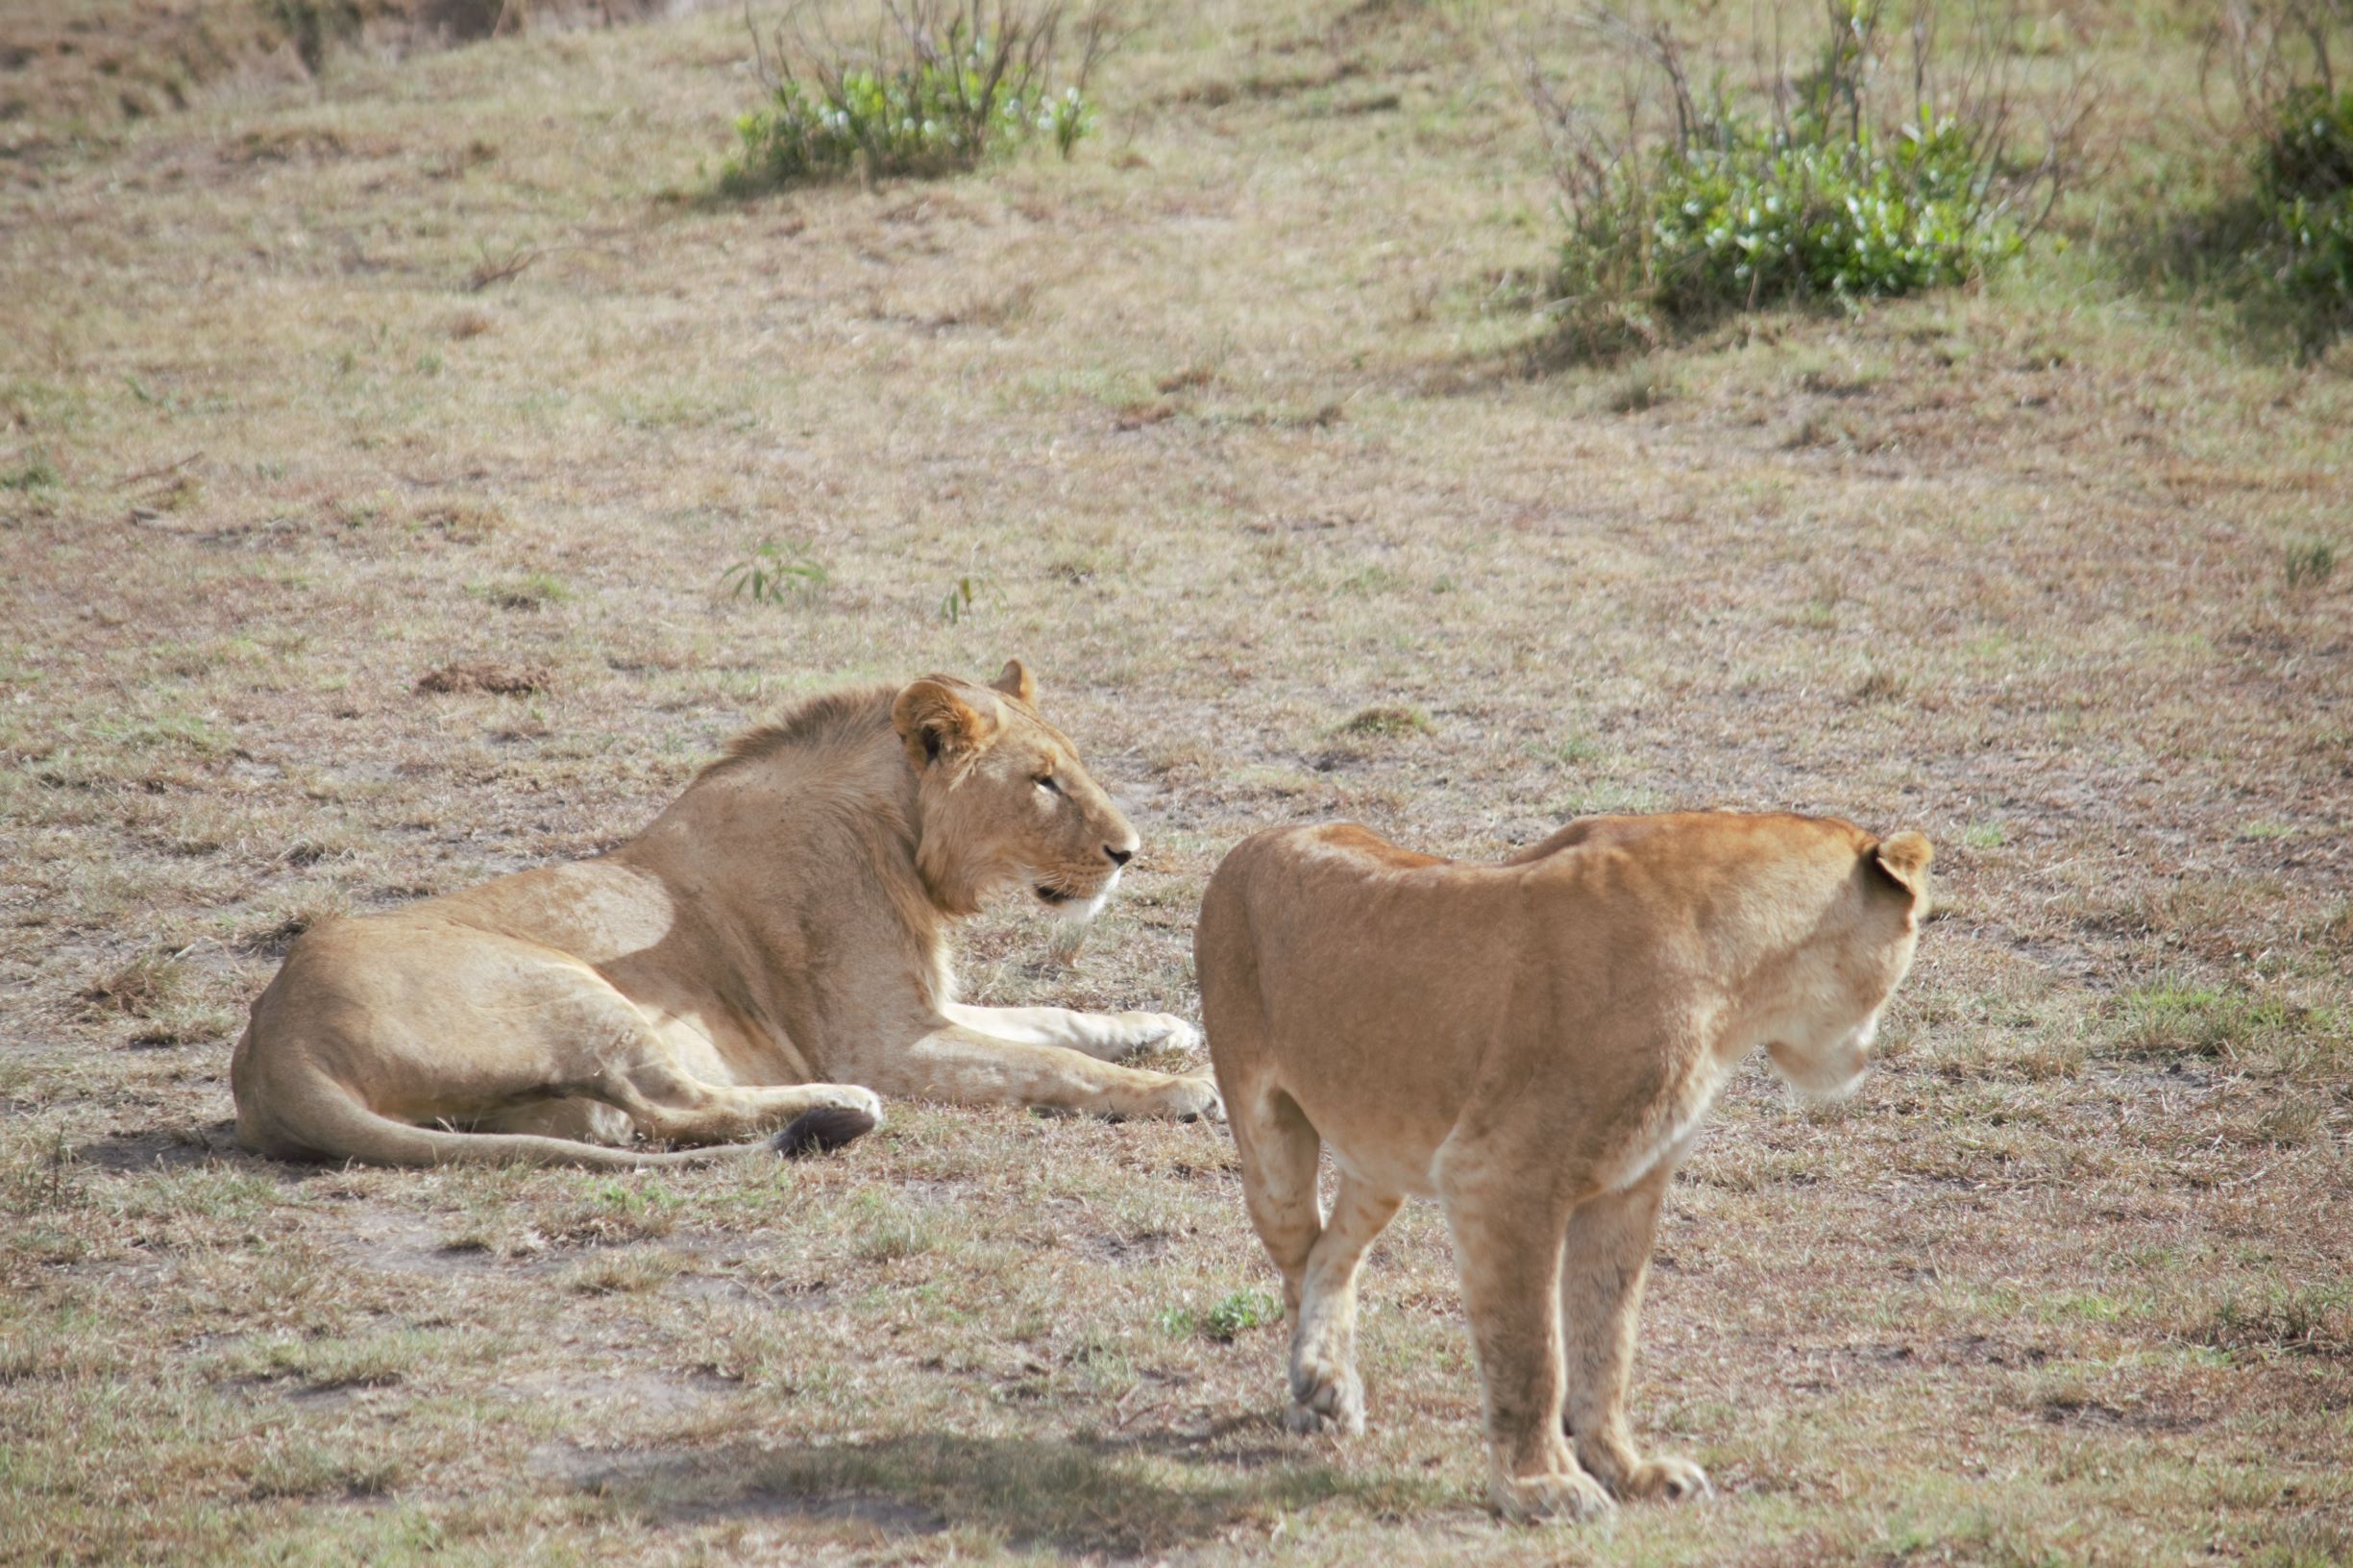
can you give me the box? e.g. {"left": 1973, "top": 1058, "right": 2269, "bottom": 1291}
{"left": 465, "top": 248, "right": 540, "bottom": 292}
{"left": 111, "top": 452, "right": 203, "bottom": 491}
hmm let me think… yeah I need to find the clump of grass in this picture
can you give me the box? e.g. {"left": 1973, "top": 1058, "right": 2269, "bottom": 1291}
{"left": 246, "top": 1331, "right": 429, "bottom": 1390}
{"left": 721, "top": 540, "right": 829, "bottom": 604}
{"left": 851, "top": 1190, "right": 935, "bottom": 1262}
{"left": 563, "top": 1249, "right": 689, "bottom": 1296}
{"left": 2110, "top": 981, "right": 2297, "bottom": 1063}
{"left": 2201, "top": 1279, "right": 2353, "bottom": 1359}
{"left": 2284, "top": 537, "right": 2339, "bottom": 588}
{"left": 1202, "top": 1288, "right": 1282, "bottom": 1342}
{"left": 720, "top": 0, "right": 1107, "bottom": 194}
{"left": 1604, "top": 360, "right": 1676, "bottom": 411}
{"left": 2, "top": 454, "right": 59, "bottom": 492}
{"left": 1337, "top": 703, "right": 1433, "bottom": 738}
{"left": 1529, "top": 3, "right": 2080, "bottom": 342}
{"left": 468, "top": 574, "right": 571, "bottom": 611}
{"left": 82, "top": 953, "right": 189, "bottom": 1019}
{"left": 1850, "top": 668, "right": 1909, "bottom": 704}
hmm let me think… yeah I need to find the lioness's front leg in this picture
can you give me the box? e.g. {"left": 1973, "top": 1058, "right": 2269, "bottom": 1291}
{"left": 1558, "top": 1159, "right": 1711, "bottom": 1503}
{"left": 860, "top": 1023, "right": 1221, "bottom": 1120}
{"left": 941, "top": 1002, "right": 1201, "bottom": 1062}
{"left": 1442, "top": 1180, "right": 1613, "bottom": 1523}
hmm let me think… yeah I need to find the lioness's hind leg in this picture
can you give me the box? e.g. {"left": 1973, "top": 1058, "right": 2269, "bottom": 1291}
{"left": 1559, "top": 1164, "right": 1711, "bottom": 1503}
{"left": 1286, "top": 1171, "right": 1400, "bottom": 1437}
{"left": 593, "top": 1051, "right": 883, "bottom": 1147}
{"left": 1229, "top": 1086, "right": 1322, "bottom": 1314}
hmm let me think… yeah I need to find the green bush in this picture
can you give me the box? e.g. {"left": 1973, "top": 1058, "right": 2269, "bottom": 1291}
{"left": 720, "top": 1, "right": 1102, "bottom": 193}
{"left": 1533, "top": 4, "right": 2067, "bottom": 334}
{"left": 2259, "top": 86, "right": 2353, "bottom": 314}
{"left": 1613, "top": 109, "right": 2022, "bottom": 314}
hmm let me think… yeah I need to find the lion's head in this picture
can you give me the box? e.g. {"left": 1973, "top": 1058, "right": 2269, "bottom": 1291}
{"left": 1760, "top": 827, "right": 1931, "bottom": 1102}
{"left": 894, "top": 660, "right": 1140, "bottom": 919}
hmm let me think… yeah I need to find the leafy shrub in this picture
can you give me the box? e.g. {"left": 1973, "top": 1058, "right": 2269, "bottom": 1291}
{"left": 1531, "top": 3, "right": 2080, "bottom": 337}
{"left": 2259, "top": 85, "right": 2353, "bottom": 314}
{"left": 2193, "top": 3, "right": 2353, "bottom": 342}
{"left": 721, "top": 0, "right": 1106, "bottom": 192}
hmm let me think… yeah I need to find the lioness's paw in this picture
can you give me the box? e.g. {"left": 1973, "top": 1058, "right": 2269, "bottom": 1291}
{"left": 1135, "top": 1014, "right": 1204, "bottom": 1056}
{"left": 1619, "top": 1456, "right": 1711, "bottom": 1503}
{"left": 812, "top": 1085, "right": 884, "bottom": 1121}
{"left": 1284, "top": 1360, "right": 1365, "bottom": 1436}
{"left": 1163, "top": 1069, "right": 1224, "bottom": 1123}
{"left": 1490, "top": 1467, "right": 1615, "bottom": 1525}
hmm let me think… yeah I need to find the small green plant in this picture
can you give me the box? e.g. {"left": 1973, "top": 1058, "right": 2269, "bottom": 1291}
{"left": 1530, "top": 3, "right": 2080, "bottom": 337}
{"left": 469, "top": 574, "right": 571, "bottom": 611}
{"left": 721, "top": 0, "right": 1108, "bottom": 193}
{"left": 1, "top": 455, "right": 58, "bottom": 491}
{"left": 1337, "top": 703, "right": 1433, "bottom": 738}
{"left": 941, "top": 573, "right": 989, "bottom": 624}
{"left": 722, "top": 540, "right": 830, "bottom": 604}
{"left": 1201, "top": 1288, "right": 1282, "bottom": 1342}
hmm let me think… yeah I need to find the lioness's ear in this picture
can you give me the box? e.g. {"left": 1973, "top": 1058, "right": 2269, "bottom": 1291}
{"left": 1869, "top": 830, "right": 1934, "bottom": 900}
{"left": 894, "top": 679, "right": 993, "bottom": 769}
{"left": 991, "top": 658, "right": 1037, "bottom": 706}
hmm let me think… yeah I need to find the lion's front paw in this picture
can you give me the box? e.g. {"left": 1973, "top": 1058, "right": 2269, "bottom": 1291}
{"left": 1489, "top": 1466, "right": 1615, "bottom": 1525}
{"left": 1619, "top": 1455, "right": 1711, "bottom": 1502}
{"left": 814, "top": 1085, "right": 885, "bottom": 1121}
{"left": 1285, "top": 1359, "right": 1365, "bottom": 1436}
{"left": 1137, "top": 1014, "right": 1205, "bottom": 1056}
{"left": 1161, "top": 1069, "right": 1224, "bottom": 1123}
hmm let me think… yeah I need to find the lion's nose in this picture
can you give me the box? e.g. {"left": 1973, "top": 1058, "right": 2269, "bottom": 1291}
{"left": 1104, "top": 845, "right": 1134, "bottom": 868}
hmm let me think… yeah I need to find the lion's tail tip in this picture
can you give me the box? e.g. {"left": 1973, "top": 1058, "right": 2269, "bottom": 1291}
{"left": 771, "top": 1104, "right": 880, "bottom": 1159}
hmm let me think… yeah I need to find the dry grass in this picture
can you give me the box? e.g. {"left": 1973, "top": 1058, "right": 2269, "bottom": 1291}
{"left": 3, "top": 0, "right": 2351, "bottom": 1562}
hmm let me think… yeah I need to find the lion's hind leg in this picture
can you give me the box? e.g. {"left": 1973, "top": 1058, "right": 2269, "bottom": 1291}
{"left": 1285, "top": 1169, "right": 1400, "bottom": 1436}
{"left": 584, "top": 1047, "right": 883, "bottom": 1149}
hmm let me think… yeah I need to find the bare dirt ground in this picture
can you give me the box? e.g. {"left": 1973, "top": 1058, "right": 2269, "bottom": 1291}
{"left": 2, "top": 0, "right": 2350, "bottom": 1562}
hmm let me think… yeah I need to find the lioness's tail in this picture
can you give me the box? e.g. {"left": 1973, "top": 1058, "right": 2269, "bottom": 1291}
{"left": 235, "top": 1063, "right": 875, "bottom": 1170}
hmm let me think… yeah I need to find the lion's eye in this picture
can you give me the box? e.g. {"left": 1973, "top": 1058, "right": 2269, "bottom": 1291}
{"left": 1035, "top": 774, "right": 1061, "bottom": 796}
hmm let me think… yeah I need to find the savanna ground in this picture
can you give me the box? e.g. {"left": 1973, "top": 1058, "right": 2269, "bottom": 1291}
{"left": 3, "top": 0, "right": 2351, "bottom": 1562}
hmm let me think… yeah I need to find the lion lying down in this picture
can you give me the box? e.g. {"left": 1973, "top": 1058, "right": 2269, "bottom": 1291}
{"left": 1196, "top": 811, "right": 1930, "bottom": 1522}
{"left": 233, "top": 661, "right": 1220, "bottom": 1169}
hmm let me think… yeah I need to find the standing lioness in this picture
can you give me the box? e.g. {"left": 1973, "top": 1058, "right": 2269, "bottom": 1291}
{"left": 1196, "top": 811, "right": 1930, "bottom": 1522}
{"left": 233, "top": 660, "right": 1219, "bottom": 1169}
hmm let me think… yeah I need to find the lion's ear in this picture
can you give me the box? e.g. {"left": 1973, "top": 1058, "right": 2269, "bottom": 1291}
{"left": 893, "top": 679, "right": 993, "bottom": 769}
{"left": 991, "top": 658, "right": 1037, "bottom": 706}
{"left": 1869, "top": 831, "right": 1933, "bottom": 900}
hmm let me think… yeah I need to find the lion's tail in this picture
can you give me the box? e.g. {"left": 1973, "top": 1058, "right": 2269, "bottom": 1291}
{"left": 234, "top": 1058, "right": 874, "bottom": 1170}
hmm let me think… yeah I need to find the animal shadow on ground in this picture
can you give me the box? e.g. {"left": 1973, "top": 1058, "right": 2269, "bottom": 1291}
{"left": 566, "top": 1431, "right": 1431, "bottom": 1556}
{"left": 70, "top": 1118, "right": 250, "bottom": 1173}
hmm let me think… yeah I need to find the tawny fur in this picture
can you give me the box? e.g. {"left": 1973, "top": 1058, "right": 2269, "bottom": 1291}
{"left": 232, "top": 660, "right": 1219, "bottom": 1168}
{"left": 1195, "top": 811, "right": 1930, "bottom": 1522}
